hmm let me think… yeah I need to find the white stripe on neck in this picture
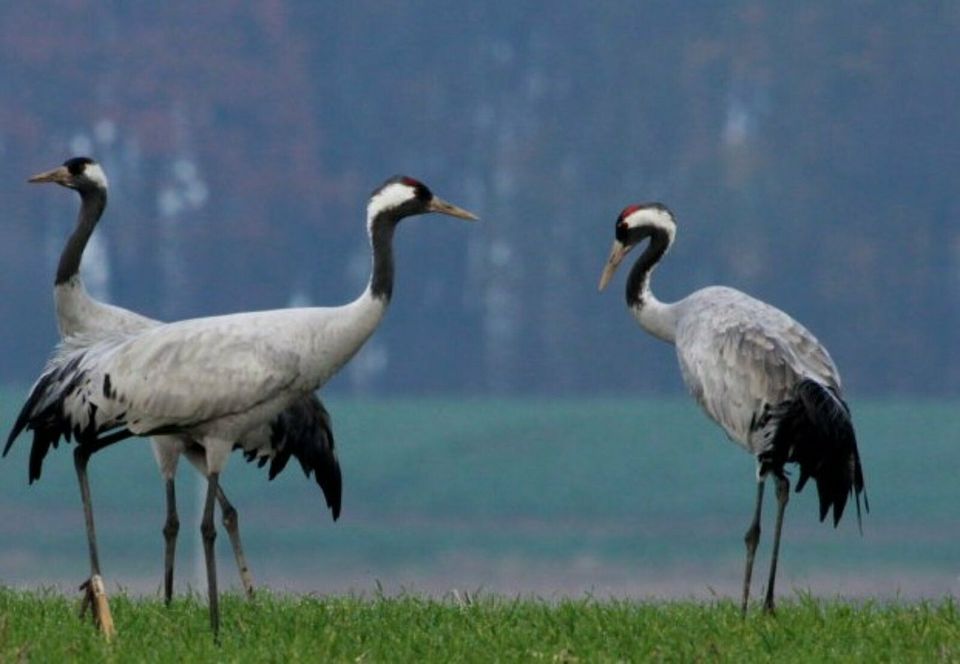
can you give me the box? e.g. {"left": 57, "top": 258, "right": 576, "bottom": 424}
{"left": 84, "top": 163, "right": 109, "bottom": 189}
{"left": 366, "top": 182, "right": 415, "bottom": 231}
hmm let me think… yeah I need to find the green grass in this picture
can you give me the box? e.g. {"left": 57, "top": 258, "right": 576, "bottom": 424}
{"left": 1, "top": 589, "right": 957, "bottom": 662}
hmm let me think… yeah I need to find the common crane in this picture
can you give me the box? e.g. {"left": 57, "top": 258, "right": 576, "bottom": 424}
{"left": 12, "top": 156, "right": 341, "bottom": 632}
{"left": 598, "top": 203, "right": 867, "bottom": 614}
{"left": 9, "top": 174, "right": 476, "bottom": 636}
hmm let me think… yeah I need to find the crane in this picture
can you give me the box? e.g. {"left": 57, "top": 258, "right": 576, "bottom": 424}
{"left": 14, "top": 156, "right": 342, "bottom": 633}
{"left": 8, "top": 174, "right": 477, "bottom": 636}
{"left": 598, "top": 202, "right": 867, "bottom": 615}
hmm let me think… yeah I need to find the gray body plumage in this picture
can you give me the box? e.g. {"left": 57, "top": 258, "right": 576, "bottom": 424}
{"left": 47, "top": 301, "right": 383, "bottom": 449}
{"left": 58, "top": 277, "right": 337, "bottom": 478}
{"left": 671, "top": 286, "right": 841, "bottom": 456}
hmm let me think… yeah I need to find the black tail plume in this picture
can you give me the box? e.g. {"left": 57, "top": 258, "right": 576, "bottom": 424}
{"left": 768, "top": 379, "right": 868, "bottom": 529}
{"left": 5, "top": 363, "right": 78, "bottom": 482}
{"left": 264, "top": 395, "right": 342, "bottom": 520}
{"left": 5, "top": 386, "right": 42, "bottom": 458}
{"left": 4, "top": 354, "right": 116, "bottom": 483}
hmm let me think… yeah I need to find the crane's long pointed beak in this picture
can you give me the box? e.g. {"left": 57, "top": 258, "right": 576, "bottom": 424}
{"left": 28, "top": 166, "right": 69, "bottom": 184}
{"left": 598, "top": 240, "right": 630, "bottom": 291}
{"left": 429, "top": 196, "right": 479, "bottom": 221}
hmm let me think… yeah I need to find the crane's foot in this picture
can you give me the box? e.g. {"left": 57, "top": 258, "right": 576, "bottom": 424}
{"left": 79, "top": 575, "right": 116, "bottom": 640}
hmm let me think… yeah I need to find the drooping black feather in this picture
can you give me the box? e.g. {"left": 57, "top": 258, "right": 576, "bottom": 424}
{"left": 5, "top": 359, "right": 87, "bottom": 482}
{"left": 248, "top": 394, "right": 342, "bottom": 521}
{"left": 761, "top": 379, "right": 868, "bottom": 529}
{"left": 4, "top": 355, "right": 129, "bottom": 483}
{"left": 5, "top": 378, "right": 48, "bottom": 459}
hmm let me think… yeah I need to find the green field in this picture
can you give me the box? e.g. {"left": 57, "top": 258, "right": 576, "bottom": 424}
{"left": 1, "top": 589, "right": 957, "bottom": 661}
{"left": 1, "top": 393, "right": 957, "bottom": 601}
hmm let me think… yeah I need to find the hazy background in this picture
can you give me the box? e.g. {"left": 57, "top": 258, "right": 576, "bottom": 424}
{"left": 1, "top": 3, "right": 957, "bottom": 601}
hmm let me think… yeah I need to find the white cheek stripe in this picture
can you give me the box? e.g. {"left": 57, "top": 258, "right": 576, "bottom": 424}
{"left": 84, "top": 163, "right": 109, "bottom": 189}
{"left": 367, "top": 183, "right": 415, "bottom": 223}
{"left": 627, "top": 208, "right": 676, "bottom": 243}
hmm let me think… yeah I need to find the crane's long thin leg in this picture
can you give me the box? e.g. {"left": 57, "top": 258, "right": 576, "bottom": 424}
{"left": 217, "top": 486, "right": 255, "bottom": 599}
{"left": 741, "top": 479, "right": 765, "bottom": 617}
{"left": 162, "top": 478, "right": 179, "bottom": 605}
{"left": 72, "top": 433, "right": 129, "bottom": 580}
{"left": 763, "top": 473, "right": 790, "bottom": 614}
{"left": 74, "top": 446, "right": 102, "bottom": 578}
{"left": 201, "top": 472, "right": 221, "bottom": 639}
{"left": 73, "top": 445, "right": 115, "bottom": 638}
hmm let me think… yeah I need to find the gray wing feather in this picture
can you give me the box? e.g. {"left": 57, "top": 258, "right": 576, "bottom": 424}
{"left": 675, "top": 287, "right": 840, "bottom": 451}
{"left": 54, "top": 322, "right": 303, "bottom": 436}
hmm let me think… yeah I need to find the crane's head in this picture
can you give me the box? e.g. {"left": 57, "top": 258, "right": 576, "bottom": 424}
{"left": 367, "top": 176, "right": 478, "bottom": 227}
{"left": 598, "top": 203, "right": 676, "bottom": 291}
{"left": 28, "top": 156, "right": 108, "bottom": 193}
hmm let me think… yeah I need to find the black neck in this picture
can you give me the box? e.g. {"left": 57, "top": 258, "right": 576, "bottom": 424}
{"left": 625, "top": 227, "right": 670, "bottom": 308}
{"left": 56, "top": 188, "right": 107, "bottom": 286}
{"left": 369, "top": 211, "right": 400, "bottom": 301}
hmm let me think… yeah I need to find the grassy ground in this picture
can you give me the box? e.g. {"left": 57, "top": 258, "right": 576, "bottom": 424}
{"left": 1, "top": 589, "right": 957, "bottom": 662}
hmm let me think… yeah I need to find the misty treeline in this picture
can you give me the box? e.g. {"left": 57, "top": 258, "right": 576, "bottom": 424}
{"left": 1, "top": 3, "right": 957, "bottom": 395}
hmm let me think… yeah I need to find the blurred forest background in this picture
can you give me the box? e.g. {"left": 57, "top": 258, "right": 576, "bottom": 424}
{"left": 1, "top": 2, "right": 958, "bottom": 396}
